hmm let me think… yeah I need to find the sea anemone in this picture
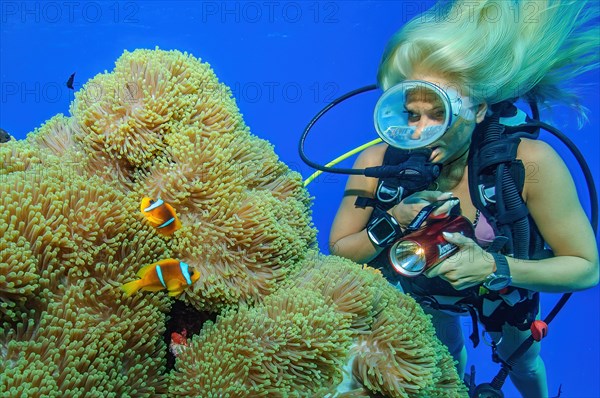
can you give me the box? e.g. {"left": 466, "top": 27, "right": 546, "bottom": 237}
{"left": 351, "top": 286, "right": 468, "bottom": 398}
{"left": 0, "top": 155, "right": 171, "bottom": 396}
{"left": 1, "top": 48, "right": 465, "bottom": 397}
{"left": 169, "top": 287, "right": 353, "bottom": 397}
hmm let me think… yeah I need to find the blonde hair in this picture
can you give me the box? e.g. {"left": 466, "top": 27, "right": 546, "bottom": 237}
{"left": 378, "top": 0, "right": 599, "bottom": 114}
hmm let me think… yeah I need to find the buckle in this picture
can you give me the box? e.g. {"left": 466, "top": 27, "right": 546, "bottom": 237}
{"left": 376, "top": 182, "right": 404, "bottom": 203}
{"left": 478, "top": 184, "right": 496, "bottom": 204}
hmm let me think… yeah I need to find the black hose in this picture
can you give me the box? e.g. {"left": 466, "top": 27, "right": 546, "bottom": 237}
{"left": 483, "top": 106, "right": 531, "bottom": 258}
{"left": 500, "top": 163, "right": 531, "bottom": 259}
{"left": 298, "top": 84, "right": 378, "bottom": 176}
{"left": 494, "top": 165, "right": 515, "bottom": 254}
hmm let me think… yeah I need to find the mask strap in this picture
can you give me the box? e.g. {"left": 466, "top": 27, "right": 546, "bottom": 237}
{"left": 446, "top": 87, "right": 476, "bottom": 121}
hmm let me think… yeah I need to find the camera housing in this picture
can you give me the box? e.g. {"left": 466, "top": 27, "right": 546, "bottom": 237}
{"left": 388, "top": 215, "right": 475, "bottom": 277}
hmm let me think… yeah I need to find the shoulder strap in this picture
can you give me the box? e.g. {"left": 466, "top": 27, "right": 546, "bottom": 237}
{"left": 468, "top": 102, "right": 537, "bottom": 259}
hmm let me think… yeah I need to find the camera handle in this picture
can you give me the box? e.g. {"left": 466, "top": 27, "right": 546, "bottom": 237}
{"left": 404, "top": 198, "right": 455, "bottom": 233}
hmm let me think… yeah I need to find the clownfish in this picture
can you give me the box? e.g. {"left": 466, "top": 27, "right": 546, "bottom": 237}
{"left": 121, "top": 259, "right": 200, "bottom": 297}
{"left": 140, "top": 197, "right": 181, "bottom": 235}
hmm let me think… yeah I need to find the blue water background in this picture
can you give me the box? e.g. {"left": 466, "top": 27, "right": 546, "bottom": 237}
{"left": 1, "top": 1, "right": 598, "bottom": 397}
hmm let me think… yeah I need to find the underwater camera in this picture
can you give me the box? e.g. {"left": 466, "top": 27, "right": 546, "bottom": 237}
{"left": 388, "top": 202, "right": 475, "bottom": 278}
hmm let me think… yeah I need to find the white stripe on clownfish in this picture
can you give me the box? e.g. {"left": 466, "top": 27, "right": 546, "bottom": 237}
{"left": 156, "top": 264, "right": 167, "bottom": 288}
{"left": 179, "top": 261, "right": 193, "bottom": 285}
{"left": 157, "top": 217, "right": 176, "bottom": 229}
{"left": 144, "top": 198, "right": 165, "bottom": 212}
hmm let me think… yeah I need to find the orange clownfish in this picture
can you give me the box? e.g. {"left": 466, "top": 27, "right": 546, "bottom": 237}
{"left": 140, "top": 197, "right": 182, "bottom": 235}
{"left": 121, "top": 259, "right": 200, "bottom": 297}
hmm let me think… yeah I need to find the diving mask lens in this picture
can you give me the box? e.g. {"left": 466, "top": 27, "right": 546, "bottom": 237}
{"left": 374, "top": 80, "right": 453, "bottom": 149}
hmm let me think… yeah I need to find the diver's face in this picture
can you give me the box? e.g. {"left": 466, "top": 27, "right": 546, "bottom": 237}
{"left": 404, "top": 87, "right": 448, "bottom": 154}
{"left": 408, "top": 75, "right": 478, "bottom": 164}
{"left": 404, "top": 87, "right": 446, "bottom": 131}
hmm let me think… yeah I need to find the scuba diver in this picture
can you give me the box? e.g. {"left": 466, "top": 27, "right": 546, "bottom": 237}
{"left": 301, "top": 1, "right": 599, "bottom": 397}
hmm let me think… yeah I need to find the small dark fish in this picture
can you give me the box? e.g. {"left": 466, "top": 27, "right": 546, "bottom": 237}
{"left": 0, "top": 128, "right": 12, "bottom": 143}
{"left": 66, "top": 72, "right": 76, "bottom": 89}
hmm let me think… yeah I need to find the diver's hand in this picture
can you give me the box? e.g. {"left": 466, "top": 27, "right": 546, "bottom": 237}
{"left": 425, "top": 232, "right": 495, "bottom": 290}
{"left": 389, "top": 191, "right": 458, "bottom": 226}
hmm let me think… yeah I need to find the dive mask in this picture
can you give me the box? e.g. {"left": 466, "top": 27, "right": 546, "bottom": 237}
{"left": 374, "top": 80, "right": 476, "bottom": 149}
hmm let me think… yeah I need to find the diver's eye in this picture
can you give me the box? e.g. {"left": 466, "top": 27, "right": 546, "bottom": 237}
{"left": 432, "top": 110, "right": 445, "bottom": 121}
{"left": 403, "top": 111, "right": 420, "bottom": 123}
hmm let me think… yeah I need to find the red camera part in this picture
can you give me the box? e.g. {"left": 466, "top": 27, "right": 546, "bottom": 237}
{"left": 388, "top": 215, "right": 475, "bottom": 277}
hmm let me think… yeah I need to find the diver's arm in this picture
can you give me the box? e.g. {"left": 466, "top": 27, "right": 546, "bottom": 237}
{"left": 329, "top": 146, "right": 385, "bottom": 263}
{"left": 329, "top": 195, "right": 382, "bottom": 263}
{"left": 508, "top": 139, "right": 599, "bottom": 292}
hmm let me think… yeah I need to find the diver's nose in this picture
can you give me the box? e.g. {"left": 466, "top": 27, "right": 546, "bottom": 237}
{"left": 410, "top": 120, "right": 428, "bottom": 140}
